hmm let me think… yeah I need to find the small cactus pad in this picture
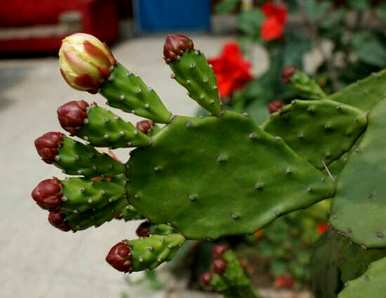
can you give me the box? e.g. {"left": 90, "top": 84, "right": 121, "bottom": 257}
{"left": 338, "top": 257, "right": 386, "bottom": 298}
{"left": 61, "top": 103, "right": 151, "bottom": 148}
{"left": 210, "top": 251, "right": 258, "bottom": 298}
{"left": 287, "top": 70, "right": 326, "bottom": 100}
{"left": 55, "top": 136, "right": 125, "bottom": 177}
{"left": 128, "top": 233, "right": 185, "bottom": 272}
{"left": 263, "top": 100, "right": 367, "bottom": 169}
{"left": 168, "top": 49, "right": 222, "bottom": 116}
{"left": 331, "top": 100, "right": 386, "bottom": 247}
{"left": 100, "top": 64, "right": 172, "bottom": 123}
{"left": 330, "top": 69, "right": 386, "bottom": 112}
{"left": 127, "top": 111, "right": 334, "bottom": 239}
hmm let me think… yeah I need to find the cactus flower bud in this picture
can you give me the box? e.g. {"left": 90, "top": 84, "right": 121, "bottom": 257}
{"left": 212, "top": 244, "right": 229, "bottom": 258}
{"left": 213, "top": 258, "right": 228, "bottom": 274}
{"left": 135, "top": 120, "right": 154, "bottom": 134}
{"left": 106, "top": 241, "right": 133, "bottom": 272}
{"left": 136, "top": 221, "right": 151, "bottom": 237}
{"left": 48, "top": 211, "right": 71, "bottom": 232}
{"left": 59, "top": 33, "right": 116, "bottom": 93}
{"left": 31, "top": 178, "right": 63, "bottom": 210}
{"left": 281, "top": 65, "right": 296, "bottom": 84}
{"left": 268, "top": 100, "right": 285, "bottom": 114}
{"left": 57, "top": 100, "right": 89, "bottom": 135}
{"left": 163, "top": 34, "right": 194, "bottom": 63}
{"left": 200, "top": 272, "right": 213, "bottom": 287}
{"left": 34, "top": 132, "right": 64, "bottom": 163}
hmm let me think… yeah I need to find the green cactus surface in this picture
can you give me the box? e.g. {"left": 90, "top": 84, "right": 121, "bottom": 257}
{"left": 100, "top": 64, "right": 172, "bottom": 123}
{"left": 289, "top": 70, "right": 327, "bottom": 100}
{"left": 127, "top": 111, "right": 335, "bottom": 239}
{"left": 128, "top": 233, "right": 185, "bottom": 271}
{"left": 311, "top": 230, "right": 386, "bottom": 298}
{"left": 56, "top": 136, "right": 125, "bottom": 177}
{"left": 263, "top": 99, "right": 367, "bottom": 169}
{"left": 76, "top": 105, "right": 150, "bottom": 148}
{"left": 338, "top": 256, "right": 386, "bottom": 298}
{"left": 169, "top": 50, "right": 222, "bottom": 116}
{"left": 330, "top": 69, "right": 386, "bottom": 112}
{"left": 331, "top": 100, "right": 386, "bottom": 247}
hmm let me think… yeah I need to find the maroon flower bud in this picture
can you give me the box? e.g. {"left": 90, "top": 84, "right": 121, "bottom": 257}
{"left": 34, "top": 132, "right": 64, "bottom": 163}
{"left": 136, "top": 221, "right": 151, "bottom": 237}
{"left": 213, "top": 258, "right": 227, "bottom": 274}
{"left": 106, "top": 241, "right": 133, "bottom": 272}
{"left": 31, "top": 178, "right": 63, "bottom": 210}
{"left": 200, "top": 272, "right": 213, "bottom": 287}
{"left": 163, "top": 34, "right": 194, "bottom": 63}
{"left": 268, "top": 100, "right": 285, "bottom": 114}
{"left": 281, "top": 65, "right": 296, "bottom": 84}
{"left": 136, "top": 120, "right": 154, "bottom": 135}
{"left": 48, "top": 211, "right": 71, "bottom": 232}
{"left": 212, "top": 244, "right": 229, "bottom": 259}
{"left": 57, "top": 100, "right": 89, "bottom": 135}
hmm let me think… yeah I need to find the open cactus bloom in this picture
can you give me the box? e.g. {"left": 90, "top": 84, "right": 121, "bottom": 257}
{"left": 31, "top": 32, "right": 386, "bottom": 297}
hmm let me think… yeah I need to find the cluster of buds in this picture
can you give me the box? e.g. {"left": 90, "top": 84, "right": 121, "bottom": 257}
{"left": 200, "top": 244, "right": 229, "bottom": 287}
{"left": 163, "top": 34, "right": 194, "bottom": 64}
{"left": 105, "top": 241, "right": 133, "bottom": 273}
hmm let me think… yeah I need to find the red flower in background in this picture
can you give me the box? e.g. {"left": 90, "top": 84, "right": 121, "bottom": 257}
{"left": 208, "top": 42, "right": 253, "bottom": 99}
{"left": 274, "top": 274, "right": 295, "bottom": 289}
{"left": 260, "top": 2, "right": 288, "bottom": 41}
{"left": 317, "top": 223, "right": 330, "bottom": 235}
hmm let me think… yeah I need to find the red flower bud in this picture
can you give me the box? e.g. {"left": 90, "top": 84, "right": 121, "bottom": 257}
{"left": 163, "top": 34, "right": 194, "bottom": 63}
{"left": 268, "top": 100, "right": 285, "bottom": 114}
{"left": 57, "top": 100, "right": 89, "bottom": 135}
{"left": 213, "top": 258, "right": 227, "bottom": 274}
{"left": 31, "top": 178, "right": 63, "bottom": 210}
{"left": 48, "top": 211, "right": 71, "bottom": 232}
{"left": 212, "top": 244, "right": 229, "bottom": 259}
{"left": 282, "top": 65, "right": 297, "bottom": 84}
{"left": 106, "top": 241, "right": 133, "bottom": 272}
{"left": 274, "top": 274, "right": 294, "bottom": 289}
{"left": 136, "top": 221, "right": 151, "bottom": 237}
{"left": 200, "top": 272, "right": 213, "bottom": 287}
{"left": 136, "top": 120, "right": 154, "bottom": 135}
{"left": 34, "top": 132, "right": 64, "bottom": 163}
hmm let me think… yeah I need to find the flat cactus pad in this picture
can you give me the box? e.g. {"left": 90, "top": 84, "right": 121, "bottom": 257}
{"left": 331, "top": 99, "right": 386, "bottom": 247}
{"left": 127, "top": 111, "right": 334, "bottom": 239}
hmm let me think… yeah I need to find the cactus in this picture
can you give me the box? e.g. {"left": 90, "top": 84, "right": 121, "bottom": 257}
{"left": 29, "top": 31, "right": 386, "bottom": 298}
{"left": 338, "top": 256, "right": 386, "bottom": 298}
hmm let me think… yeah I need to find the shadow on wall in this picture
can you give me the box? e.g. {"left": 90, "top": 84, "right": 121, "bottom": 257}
{"left": 0, "top": 66, "right": 30, "bottom": 111}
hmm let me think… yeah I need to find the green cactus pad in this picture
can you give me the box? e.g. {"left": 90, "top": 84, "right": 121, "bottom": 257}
{"left": 311, "top": 230, "right": 386, "bottom": 298}
{"left": 210, "top": 251, "right": 259, "bottom": 298}
{"left": 289, "top": 71, "right": 326, "bottom": 100}
{"left": 100, "top": 64, "right": 172, "bottom": 123}
{"left": 127, "top": 111, "right": 334, "bottom": 239}
{"left": 128, "top": 233, "right": 185, "bottom": 271}
{"left": 330, "top": 69, "right": 386, "bottom": 112}
{"left": 331, "top": 100, "right": 386, "bottom": 247}
{"left": 169, "top": 51, "right": 222, "bottom": 116}
{"left": 58, "top": 175, "right": 141, "bottom": 231}
{"left": 338, "top": 257, "right": 386, "bottom": 298}
{"left": 77, "top": 105, "right": 150, "bottom": 148}
{"left": 263, "top": 100, "right": 367, "bottom": 169}
{"left": 56, "top": 136, "right": 125, "bottom": 177}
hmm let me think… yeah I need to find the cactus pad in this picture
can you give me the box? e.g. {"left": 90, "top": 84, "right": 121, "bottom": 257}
{"left": 338, "top": 257, "right": 386, "bottom": 298}
{"left": 263, "top": 100, "right": 367, "bottom": 169}
{"left": 331, "top": 100, "right": 386, "bottom": 247}
{"left": 127, "top": 111, "right": 334, "bottom": 239}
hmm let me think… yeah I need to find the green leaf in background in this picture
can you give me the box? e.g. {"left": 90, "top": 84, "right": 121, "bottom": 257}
{"left": 284, "top": 31, "right": 312, "bottom": 67}
{"left": 237, "top": 9, "right": 265, "bottom": 40}
{"left": 352, "top": 32, "right": 386, "bottom": 67}
{"left": 377, "top": 3, "right": 386, "bottom": 23}
{"left": 303, "top": 0, "right": 330, "bottom": 22}
{"left": 215, "top": 0, "right": 240, "bottom": 14}
{"left": 348, "top": 0, "right": 368, "bottom": 10}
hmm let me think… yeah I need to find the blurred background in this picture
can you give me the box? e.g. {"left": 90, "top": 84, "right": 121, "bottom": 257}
{"left": 0, "top": 1, "right": 385, "bottom": 298}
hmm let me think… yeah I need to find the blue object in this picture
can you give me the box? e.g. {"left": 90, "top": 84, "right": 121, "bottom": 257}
{"left": 133, "top": 0, "right": 211, "bottom": 33}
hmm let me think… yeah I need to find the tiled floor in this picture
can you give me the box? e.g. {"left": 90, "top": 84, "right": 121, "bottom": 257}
{"left": 0, "top": 34, "right": 234, "bottom": 298}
